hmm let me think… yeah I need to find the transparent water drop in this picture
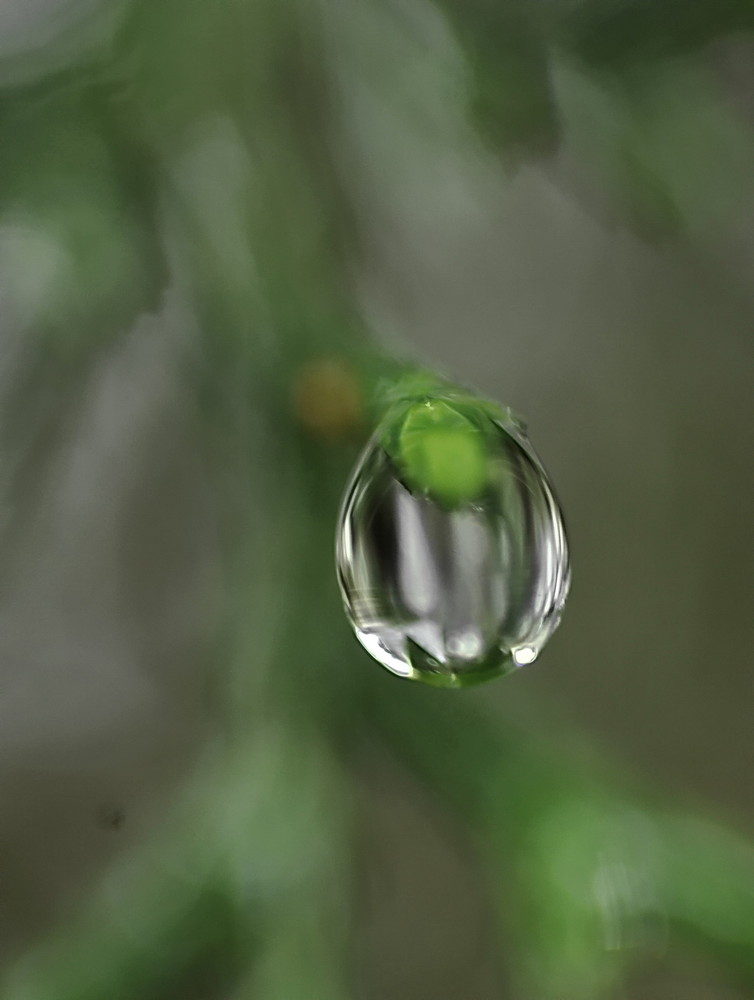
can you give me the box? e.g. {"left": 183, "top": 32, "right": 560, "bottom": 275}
{"left": 336, "top": 389, "right": 570, "bottom": 687}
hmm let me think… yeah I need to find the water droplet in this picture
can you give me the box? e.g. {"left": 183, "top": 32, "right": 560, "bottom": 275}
{"left": 336, "top": 390, "right": 570, "bottom": 686}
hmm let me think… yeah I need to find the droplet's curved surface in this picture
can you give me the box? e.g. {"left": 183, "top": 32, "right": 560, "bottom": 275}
{"left": 336, "top": 394, "right": 570, "bottom": 687}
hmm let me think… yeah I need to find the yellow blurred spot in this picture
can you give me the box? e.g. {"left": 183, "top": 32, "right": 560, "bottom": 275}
{"left": 293, "top": 359, "right": 364, "bottom": 438}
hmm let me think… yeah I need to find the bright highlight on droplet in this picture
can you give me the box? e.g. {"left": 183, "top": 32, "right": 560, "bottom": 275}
{"left": 512, "top": 645, "right": 538, "bottom": 666}
{"left": 335, "top": 388, "right": 570, "bottom": 687}
{"left": 357, "top": 632, "right": 413, "bottom": 677}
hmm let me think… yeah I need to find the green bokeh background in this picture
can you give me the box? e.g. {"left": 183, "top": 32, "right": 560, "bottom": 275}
{"left": 0, "top": 1, "right": 752, "bottom": 998}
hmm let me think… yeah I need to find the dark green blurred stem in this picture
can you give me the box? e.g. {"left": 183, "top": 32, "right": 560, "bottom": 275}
{"left": 558, "top": 0, "right": 754, "bottom": 67}
{"left": 436, "top": 0, "right": 560, "bottom": 156}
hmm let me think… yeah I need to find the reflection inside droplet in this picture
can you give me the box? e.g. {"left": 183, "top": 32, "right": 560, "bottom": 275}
{"left": 446, "top": 629, "right": 484, "bottom": 660}
{"left": 336, "top": 400, "right": 570, "bottom": 686}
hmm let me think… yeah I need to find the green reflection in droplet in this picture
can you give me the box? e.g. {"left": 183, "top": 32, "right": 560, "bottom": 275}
{"left": 396, "top": 399, "right": 489, "bottom": 507}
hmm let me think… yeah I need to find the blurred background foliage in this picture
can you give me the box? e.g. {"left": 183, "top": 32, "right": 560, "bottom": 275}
{"left": 0, "top": 0, "right": 752, "bottom": 998}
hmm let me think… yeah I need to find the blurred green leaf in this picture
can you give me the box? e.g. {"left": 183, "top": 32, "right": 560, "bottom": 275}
{"left": 437, "top": 0, "right": 560, "bottom": 155}
{"left": 366, "top": 682, "right": 754, "bottom": 999}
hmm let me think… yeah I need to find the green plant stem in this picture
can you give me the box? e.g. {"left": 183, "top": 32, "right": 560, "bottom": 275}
{"left": 363, "top": 680, "right": 754, "bottom": 997}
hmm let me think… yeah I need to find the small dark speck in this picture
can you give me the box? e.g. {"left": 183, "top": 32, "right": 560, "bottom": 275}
{"left": 97, "top": 804, "right": 126, "bottom": 831}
